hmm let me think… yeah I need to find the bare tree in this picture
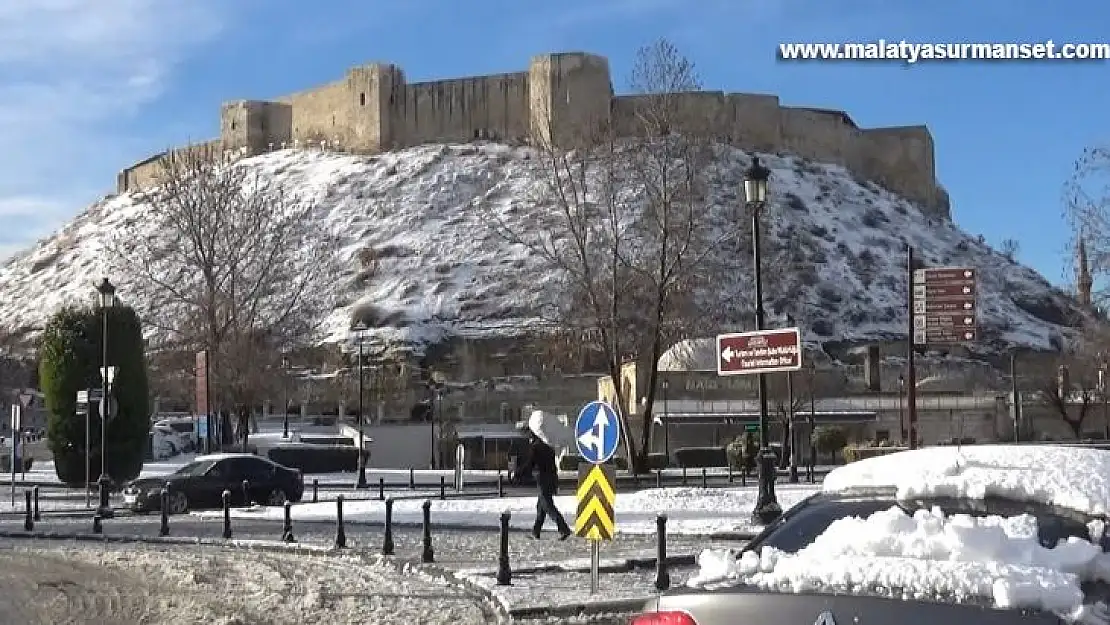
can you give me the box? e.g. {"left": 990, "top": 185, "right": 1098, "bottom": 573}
{"left": 483, "top": 39, "right": 725, "bottom": 470}
{"left": 109, "top": 143, "right": 341, "bottom": 446}
{"left": 1035, "top": 333, "right": 1106, "bottom": 438}
{"left": 1000, "top": 238, "right": 1020, "bottom": 261}
{"left": 1066, "top": 146, "right": 1110, "bottom": 306}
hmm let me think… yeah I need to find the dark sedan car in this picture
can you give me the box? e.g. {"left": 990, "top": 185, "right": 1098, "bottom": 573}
{"left": 122, "top": 453, "right": 304, "bottom": 514}
{"left": 630, "top": 490, "right": 1108, "bottom": 625}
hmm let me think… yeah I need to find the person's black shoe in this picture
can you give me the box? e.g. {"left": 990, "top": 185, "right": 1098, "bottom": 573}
{"left": 531, "top": 527, "right": 542, "bottom": 539}
{"left": 559, "top": 529, "right": 572, "bottom": 541}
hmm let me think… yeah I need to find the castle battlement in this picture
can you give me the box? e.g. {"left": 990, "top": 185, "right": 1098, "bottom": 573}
{"left": 117, "top": 51, "right": 949, "bottom": 219}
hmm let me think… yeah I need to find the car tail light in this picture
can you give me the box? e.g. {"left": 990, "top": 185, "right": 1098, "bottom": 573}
{"left": 628, "top": 611, "right": 697, "bottom": 625}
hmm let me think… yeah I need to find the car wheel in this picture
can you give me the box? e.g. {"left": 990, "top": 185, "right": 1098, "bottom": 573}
{"left": 167, "top": 491, "right": 189, "bottom": 515}
{"left": 265, "top": 489, "right": 287, "bottom": 506}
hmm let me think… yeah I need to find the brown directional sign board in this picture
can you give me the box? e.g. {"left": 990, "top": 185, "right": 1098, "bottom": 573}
{"left": 716, "top": 327, "right": 802, "bottom": 376}
{"left": 912, "top": 267, "right": 977, "bottom": 344}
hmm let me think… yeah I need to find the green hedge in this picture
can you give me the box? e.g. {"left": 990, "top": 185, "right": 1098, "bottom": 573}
{"left": 40, "top": 305, "right": 149, "bottom": 486}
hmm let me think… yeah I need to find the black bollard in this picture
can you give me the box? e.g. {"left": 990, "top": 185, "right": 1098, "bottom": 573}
{"left": 741, "top": 469, "right": 747, "bottom": 488}
{"left": 496, "top": 511, "right": 512, "bottom": 586}
{"left": 701, "top": 468, "right": 708, "bottom": 489}
{"left": 335, "top": 495, "right": 346, "bottom": 548}
{"left": 23, "top": 490, "right": 32, "bottom": 531}
{"left": 378, "top": 477, "right": 385, "bottom": 501}
{"left": 312, "top": 479, "right": 318, "bottom": 504}
{"left": 632, "top": 472, "right": 639, "bottom": 489}
{"left": 241, "top": 479, "right": 251, "bottom": 508}
{"left": 654, "top": 514, "right": 671, "bottom": 591}
{"left": 221, "top": 490, "right": 233, "bottom": 539}
{"left": 439, "top": 476, "right": 446, "bottom": 500}
{"left": 421, "top": 499, "right": 434, "bottom": 563}
{"left": 382, "top": 497, "right": 395, "bottom": 556}
{"left": 32, "top": 486, "right": 40, "bottom": 521}
{"left": 727, "top": 463, "right": 734, "bottom": 483}
{"left": 92, "top": 513, "right": 103, "bottom": 534}
{"left": 97, "top": 474, "right": 113, "bottom": 519}
{"left": 159, "top": 487, "right": 170, "bottom": 536}
{"left": 681, "top": 467, "right": 688, "bottom": 486}
{"left": 282, "top": 501, "right": 296, "bottom": 543}
{"left": 409, "top": 467, "right": 415, "bottom": 489}
{"left": 497, "top": 474, "right": 504, "bottom": 498}
{"left": 656, "top": 469, "right": 663, "bottom": 489}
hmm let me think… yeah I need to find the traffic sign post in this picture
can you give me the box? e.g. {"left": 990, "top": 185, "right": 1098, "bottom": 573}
{"left": 717, "top": 328, "right": 802, "bottom": 376}
{"left": 912, "top": 267, "right": 977, "bottom": 345}
{"left": 573, "top": 400, "right": 621, "bottom": 594}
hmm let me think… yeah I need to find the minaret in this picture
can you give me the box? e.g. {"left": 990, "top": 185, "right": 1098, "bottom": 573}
{"left": 1078, "top": 237, "right": 1093, "bottom": 307}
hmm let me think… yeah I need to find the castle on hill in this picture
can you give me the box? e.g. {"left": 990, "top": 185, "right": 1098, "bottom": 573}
{"left": 116, "top": 52, "right": 949, "bottom": 219}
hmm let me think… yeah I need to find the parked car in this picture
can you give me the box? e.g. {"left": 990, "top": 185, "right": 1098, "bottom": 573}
{"left": 630, "top": 444, "right": 1110, "bottom": 625}
{"left": 153, "top": 416, "right": 197, "bottom": 453}
{"left": 122, "top": 453, "right": 303, "bottom": 514}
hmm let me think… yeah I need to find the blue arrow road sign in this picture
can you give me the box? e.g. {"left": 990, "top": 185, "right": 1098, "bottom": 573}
{"left": 575, "top": 401, "right": 621, "bottom": 464}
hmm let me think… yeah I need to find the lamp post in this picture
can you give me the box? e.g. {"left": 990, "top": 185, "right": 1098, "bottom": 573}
{"left": 807, "top": 361, "right": 816, "bottom": 480}
{"left": 662, "top": 378, "right": 671, "bottom": 461}
{"left": 95, "top": 277, "right": 116, "bottom": 519}
{"left": 353, "top": 321, "right": 369, "bottom": 489}
{"left": 743, "top": 157, "right": 781, "bottom": 525}
{"left": 281, "top": 350, "right": 291, "bottom": 440}
{"left": 1100, "top": 360, "right": 1108, "bottom": 440}
{"left": 898, "top": 374, "right": 906, "bottom": 443}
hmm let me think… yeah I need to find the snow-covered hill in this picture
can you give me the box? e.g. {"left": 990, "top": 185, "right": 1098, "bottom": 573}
{"left": 0, "top": 142, "right": 1084, "bottom": 353}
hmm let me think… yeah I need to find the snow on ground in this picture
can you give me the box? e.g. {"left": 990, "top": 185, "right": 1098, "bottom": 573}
{"left": 823, "top": 444, "right": 1110, "bottom": 518}
{"left": 0, "top": 539, "right": 496, "bottom": 625}
{"left": 0, "top": 142, "right": 1082, "bottom": 351}
{"left": 688, "top": 505, "right": 1110, "bottom": 623}
{"left": 192, "top": 483, "right": 821, "bottom": 536}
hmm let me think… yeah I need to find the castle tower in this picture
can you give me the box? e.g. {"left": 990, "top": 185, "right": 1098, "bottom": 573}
{"left": 346, "top": 63, "right": 405, "bottom": 152}
{"left": 1078, "top": 236, "right": 1093, "bottom": 307}
{"left": 528, "top": 53, "right": 612, "bottom": 148}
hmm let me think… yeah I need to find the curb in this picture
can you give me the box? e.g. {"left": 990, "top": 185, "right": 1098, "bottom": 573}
{"left": 508, "top": 597, "right": 653, "bottom": 619}
{"left": 463, "top": 553, "right": 697, "bottom": 577}
{"left": 0, "top": 528, "right": 342, "bottom": 555}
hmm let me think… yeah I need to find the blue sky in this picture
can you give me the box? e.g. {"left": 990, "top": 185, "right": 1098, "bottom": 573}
{"left": 1, "top": 0, "right": 1105, "bottom": 288}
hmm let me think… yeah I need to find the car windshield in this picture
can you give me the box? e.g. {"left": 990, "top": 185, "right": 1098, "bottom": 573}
{"left": 173, "top": 460, "right": 216, "bottom": 477}
{"left": 749, "top": 493, "right": 1101, "bottom": 554}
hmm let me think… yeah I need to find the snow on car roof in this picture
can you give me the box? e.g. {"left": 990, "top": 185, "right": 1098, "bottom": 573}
{"left": 822, "top": 444, "right": 1110, "bottom": 518}
{"left": 687, "top": 505, "right": 1110, "bottom": 621}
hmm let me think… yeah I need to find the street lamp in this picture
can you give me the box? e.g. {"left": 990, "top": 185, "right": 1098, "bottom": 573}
{"left": 1099, "top": 360, "right": 1108, "bottom": 440}
{"left": 281, "top": 349, "right": 291, "bottom": 440}
{"left": 353, "top": 321, "right": 369, "bottom": 489}
{"left": 743, "top": 156, "right": 781, "bottom": 525}
{"left": 662, "top": 378, "right": 671, "bottom": 462}
{"left": 898, "top": 374, "right": 906, "bottom": 443}
{"left": 807, "top": 361, "right": 816, "bottom": 483}
{"left": 95, "top": 277, "right": 116, "bottom": 519}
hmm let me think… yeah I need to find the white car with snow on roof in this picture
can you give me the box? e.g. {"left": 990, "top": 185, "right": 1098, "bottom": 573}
{"left": 630, "top": 444, "right": 1110, "bottom": 625}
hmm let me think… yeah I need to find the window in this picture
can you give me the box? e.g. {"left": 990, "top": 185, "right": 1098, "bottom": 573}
{"left": 359, "top": 92, "right": 366, "bottom": 106}
{"left": 230, "top": 120, "right": 237, "bottom": 130}
{"left": 233, "top": 457, "right": 274, "bottom": 483}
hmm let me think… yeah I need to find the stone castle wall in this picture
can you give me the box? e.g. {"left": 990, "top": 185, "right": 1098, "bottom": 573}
{"left": 116, "top": 52, "right": 948, "bottom": 218}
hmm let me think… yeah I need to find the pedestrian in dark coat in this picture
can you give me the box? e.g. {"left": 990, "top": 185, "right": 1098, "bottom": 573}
{"left": 517, "top": 429, "right": 571, "bottom": 540}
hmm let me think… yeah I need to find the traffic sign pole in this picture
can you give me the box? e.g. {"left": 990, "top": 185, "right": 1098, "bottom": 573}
{"left": 573, "top": 402, "right": 621, "bottom": 594}
{"left": 906, "top": 245, "right": 918, "bottom": 450}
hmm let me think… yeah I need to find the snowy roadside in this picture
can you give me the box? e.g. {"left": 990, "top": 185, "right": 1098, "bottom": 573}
{"left": 0, "top": 539, "right": 501, "bottom": 625}
{"left": 191, "top": 483, "right": 821, "bottom": 537}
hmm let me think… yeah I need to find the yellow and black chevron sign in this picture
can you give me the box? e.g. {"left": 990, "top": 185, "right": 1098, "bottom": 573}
{"left": 575, "top": 463, "right": 616, "bottom": 541}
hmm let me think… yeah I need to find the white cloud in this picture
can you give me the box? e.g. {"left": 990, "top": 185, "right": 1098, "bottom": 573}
{"left": 0, "top": 0, "right": 226, "bottom": 260}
